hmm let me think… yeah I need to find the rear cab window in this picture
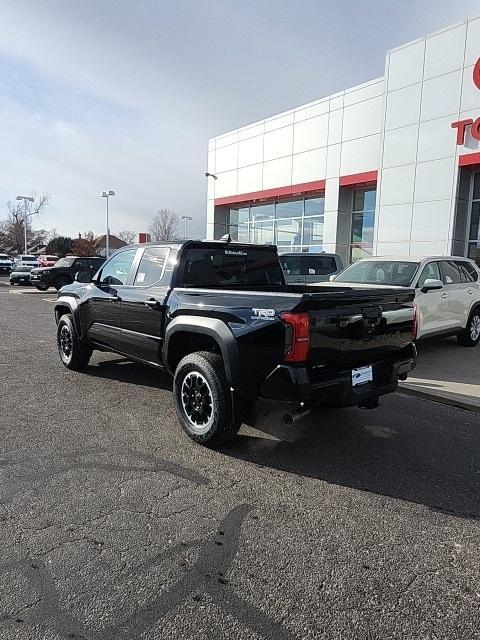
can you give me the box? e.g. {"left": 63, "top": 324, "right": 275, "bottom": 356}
{"left": 181, "top": 246, "right": 284, "bottom": 288}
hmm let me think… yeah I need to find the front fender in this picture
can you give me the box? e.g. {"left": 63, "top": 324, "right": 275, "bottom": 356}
{"left": 163, "top": 316, "right": 240, "bottom": 387}
{"left": 54, "top": 295, "right": 80, "bottom": 335}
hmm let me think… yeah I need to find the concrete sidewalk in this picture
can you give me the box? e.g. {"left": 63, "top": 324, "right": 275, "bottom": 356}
{"left": 400, "top": 336, "right": 480, "bottom": 412}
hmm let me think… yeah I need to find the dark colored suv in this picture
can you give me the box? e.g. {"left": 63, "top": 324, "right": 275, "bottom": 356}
{"left": 30, "top": 256, "right": 105, "bottom": 291}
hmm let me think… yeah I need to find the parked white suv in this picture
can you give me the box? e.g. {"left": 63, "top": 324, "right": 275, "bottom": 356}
{"left": 13, "top": 254, "right": 38, "bottom": 268}
{"left": 330, "top": 256, "right": 480, "bottom": 346}
{"left": 0, "top": 254, "right": 13, "bottom": 273}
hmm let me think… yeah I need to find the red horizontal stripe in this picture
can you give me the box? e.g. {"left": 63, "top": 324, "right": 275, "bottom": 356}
{"left": 214, "top": 179, "right": 326, "bottom": 206}
{"left": 339, "top": 170, "right": 378, "bottom": 187}
{"left": 214, "top": 172, "right": 379, "bottom": 206}
{"left": 459, "top": 152, "right": 480, "bottom": 167}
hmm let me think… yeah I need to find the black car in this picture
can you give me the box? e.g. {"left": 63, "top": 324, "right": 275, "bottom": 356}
{"left": 10, "top": 264, "right": 35, "bottom": 285}
{"left": 53, "top": 240, "right": 417, "bottom": 447}
{"left": 30, "top": 256, "right": 105, "bottom": 291}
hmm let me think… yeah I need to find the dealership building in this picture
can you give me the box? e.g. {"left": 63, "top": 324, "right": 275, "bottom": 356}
{"left": 206, "top": 16, "right": 480, "bottom": 266}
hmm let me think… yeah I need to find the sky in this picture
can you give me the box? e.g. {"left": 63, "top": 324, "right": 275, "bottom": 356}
{"left": 1, "top": 0, "right": 480, "bottom": 240}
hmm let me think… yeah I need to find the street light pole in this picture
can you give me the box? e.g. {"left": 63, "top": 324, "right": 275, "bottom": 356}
{"left": 16, "top": 195, "right": 35, "bottom": 254}
{"left": 100, "top": 190, "right": 116, "bottom": 258}
{"left": 180, "top": 215, "right": 192, "bottom": 240}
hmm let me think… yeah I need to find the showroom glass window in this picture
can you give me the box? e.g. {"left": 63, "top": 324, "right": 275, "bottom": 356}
{"left": 468, "top": 173, "right": 480, "bottom": 265}
{"left": 228, "top": 207, "right": 249, "bottom": 242}
{"left": 226, "top": 194, "right": 325, "bottom": 251}
{"left": 276, "top": 199, "right": 303, "bottom": 250}
{"left": 350, "top": 189, "right": 376, "bottom": 262}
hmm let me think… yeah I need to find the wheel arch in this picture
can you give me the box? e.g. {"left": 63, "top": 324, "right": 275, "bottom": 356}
{"left": 54, "top": 296, "right": 80, "bottom": 334}
{"left": 163, "top": 316, "right": 239, "bottom": 387}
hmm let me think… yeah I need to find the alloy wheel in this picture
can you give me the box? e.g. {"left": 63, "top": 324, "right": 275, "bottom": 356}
{"left": 59, "top": 324, "right": 73, "bottom": 359}
{"left": 470, "top": 315, "right": 480, "bottom": 341}
{"left": 181, "top": 371, "right": 214, "bottom": 434}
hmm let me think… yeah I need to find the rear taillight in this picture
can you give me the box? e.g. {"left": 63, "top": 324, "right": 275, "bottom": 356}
{"left": 412, "top": 303, "right": 418, "bottom": 340}
{"left": 280, "top": 312, "right": 311, "bottom": 363}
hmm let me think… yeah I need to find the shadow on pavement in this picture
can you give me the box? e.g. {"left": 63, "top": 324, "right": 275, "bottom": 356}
{"left": 414, "top": 336, "right": 479, "bottom": 386}
{"left": 86, "top": 357, "right": 172, "bottom": 390}
{"left": 222, "top": 397, "right": 480, "bottom": 521}
{"left": 82, "top": 355, "right": 480, "bottom": 521}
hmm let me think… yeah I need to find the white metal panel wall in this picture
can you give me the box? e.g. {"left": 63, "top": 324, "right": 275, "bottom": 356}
{"left": 376, "top": 17, "right": 480, "bottom": 257}
{"left": 206, "top": 78, "right": 384, "bottom": 239}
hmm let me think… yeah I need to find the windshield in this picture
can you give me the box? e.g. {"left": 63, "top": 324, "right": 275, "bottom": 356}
{"left": 54, "top": 257, "right": 75, "bottom": 267}
{"left": 334, "top": 261, "right": 418, "bottom": 286}
{"left": 0, "top": 255, "right": 9, "bottom": 260}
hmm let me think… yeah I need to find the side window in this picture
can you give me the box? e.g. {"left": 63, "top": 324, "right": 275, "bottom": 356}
{"left": 440, "top": 261, "right": 462, "bottom": 285}
{"left": 133, "top": 247, "right": 169, "bottom": 286}
{"left": 417, "top": 262, "right": 441, "bottom": 288}
{"left": 304, "top": 256, "right": 338, "bottom": 276}
{"left": 98, "top": 249, "right": 137, "bottom": 286}
{"left": 73, "top": 259, "right": 89, "bottom": 270}
{"left": 280, "top": 256, "right": 301, "bottom": 275}
{"left": 455, "top": 261, "right": 478, "bottom": 283}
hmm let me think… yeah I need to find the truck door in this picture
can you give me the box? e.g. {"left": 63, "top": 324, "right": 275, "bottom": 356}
{"left": 83, "top": 248, "right": 138, "bottom": 351}
{"left": 120, "top": 247, "right": 171, "bottom": 365}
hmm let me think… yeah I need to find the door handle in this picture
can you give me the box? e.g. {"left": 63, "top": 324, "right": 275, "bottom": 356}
{"left": 145, "top": 298, "right": 160, "bottom": 308}
{"left": 110, "top": 294, "right": 121, "bottom": 302}
{"left": 467, "top": 289, "right": 474, "bottom": 294}
{"left": 441, "top": 293, "right": 448, "bottom": 299}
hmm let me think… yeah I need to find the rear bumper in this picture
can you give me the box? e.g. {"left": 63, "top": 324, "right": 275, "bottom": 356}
{"left": 259, "top": 343, "right": 417, "bottom": 408}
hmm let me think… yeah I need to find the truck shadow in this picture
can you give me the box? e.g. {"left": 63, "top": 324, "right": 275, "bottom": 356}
{"left": 223, "top": 394, "right": 480, "bottom": 521}
{"left": 86, "top": 357, "right": 172, "bottom": 390}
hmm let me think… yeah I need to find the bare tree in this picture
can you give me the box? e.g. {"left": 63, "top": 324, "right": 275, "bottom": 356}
{"left": 117, "top": 230, "right": 136, "bottom": 245}
{"left": 148, "top": 209, "right": 179, "bottom": 242}
{"left": 1, "top": 192, "right": 50, "bottom": 253}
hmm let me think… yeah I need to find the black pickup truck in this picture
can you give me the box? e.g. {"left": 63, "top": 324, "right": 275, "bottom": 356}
{"left": 54, "top": 240, "right": 416, "bottom": 445}
{"left": 31, "top": 256, "right": 105, "bottom": 291}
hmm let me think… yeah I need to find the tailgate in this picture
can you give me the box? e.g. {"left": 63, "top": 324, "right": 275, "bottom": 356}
{"left": 292, "top": 286, "right": 415, "bottom": 371}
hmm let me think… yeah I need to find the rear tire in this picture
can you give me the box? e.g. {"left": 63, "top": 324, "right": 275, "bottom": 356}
{"left": 457, "top": 309, "right": 480, "bottom": 347}
{"left": 57, "top": 314, "right": 92, "bottom": 370}
{"left": 173, "top": 351, "right": 240, "bottom": 446}
{"left": 35, "top": 284, "right": 49, "bottom": 291}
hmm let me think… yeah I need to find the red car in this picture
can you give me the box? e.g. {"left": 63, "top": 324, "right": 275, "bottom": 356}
{"left": 37, "top": 254, "right": 59, "bottom": 267}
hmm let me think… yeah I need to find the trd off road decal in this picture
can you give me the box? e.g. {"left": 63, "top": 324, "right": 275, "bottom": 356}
{"left": 251, "top": 308, "right": 275, "bottom": 321}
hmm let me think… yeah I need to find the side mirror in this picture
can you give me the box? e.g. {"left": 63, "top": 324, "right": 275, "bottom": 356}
{"left": 421, "top": 278, "right": 443, "bottom": 292}
{"left": 74, "top": 270, "right": 92, "bottom": 283}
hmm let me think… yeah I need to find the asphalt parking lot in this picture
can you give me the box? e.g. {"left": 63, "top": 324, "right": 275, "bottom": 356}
{"left": 1, "top": 276, "right": 479, "bottom": 639}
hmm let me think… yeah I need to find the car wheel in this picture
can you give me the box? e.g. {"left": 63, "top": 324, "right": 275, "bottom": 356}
{"left": 457, "top": 309, "right": 480, "bottom": 347}
{"left": 173, "top": 351, "right": 241, "bottom": 446}
{"left": 57, "top": 314, "right": 92, "bottom": 370}
{"left": 54, "top": 276, "right": 70, "bottom": 290}
{"left": 35, "top": 284, "right": 49, "bottom": 291}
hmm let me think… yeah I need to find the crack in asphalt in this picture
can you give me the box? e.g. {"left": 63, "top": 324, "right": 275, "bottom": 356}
{"left": 0, "top": 447, "right": 209, "bottom": 505}
{"left": 0, "top": 504, "right": 297, "bottom": 640}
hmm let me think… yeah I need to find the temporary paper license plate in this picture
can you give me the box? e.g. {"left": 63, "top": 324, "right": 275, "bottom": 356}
{"left": 352, "top": 365, "right": 373, "bottom": 387}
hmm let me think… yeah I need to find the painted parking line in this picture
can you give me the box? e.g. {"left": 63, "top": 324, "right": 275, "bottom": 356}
{"left": 42, "top": 298, "right": 56, "bottom": 303}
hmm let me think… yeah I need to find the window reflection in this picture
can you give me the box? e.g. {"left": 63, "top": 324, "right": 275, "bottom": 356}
{"left": 226, "top": 195, "right": 326, "bottom": 250}
{"left": 350, "top": 189, "right": 376, "bottom": 263}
